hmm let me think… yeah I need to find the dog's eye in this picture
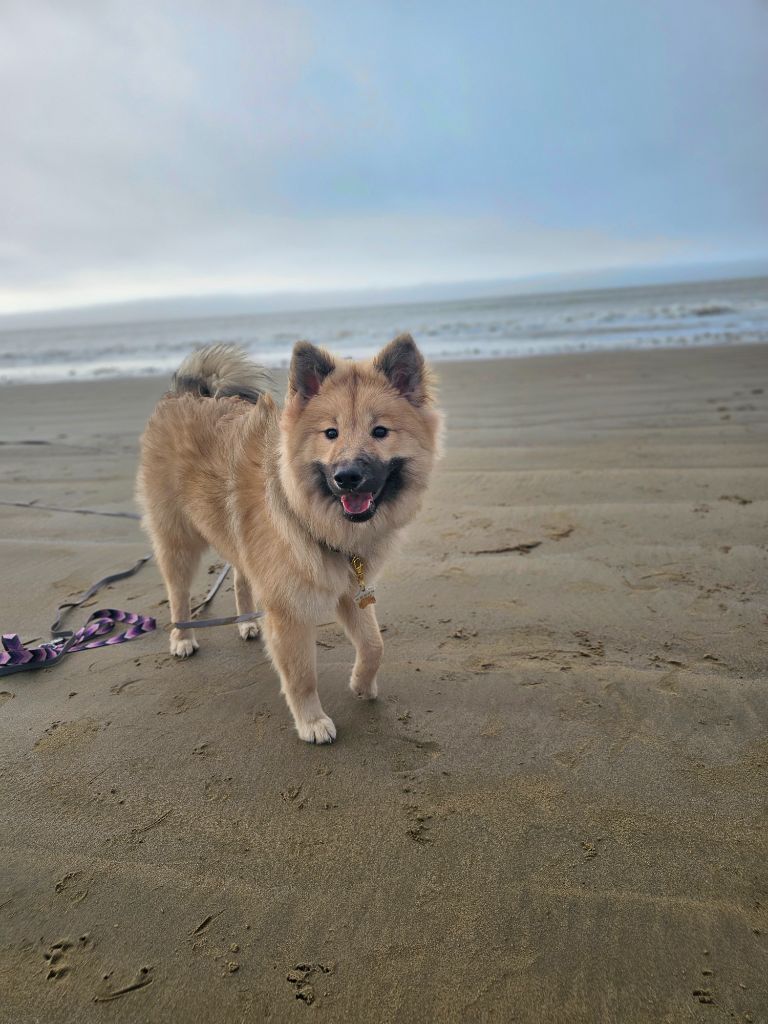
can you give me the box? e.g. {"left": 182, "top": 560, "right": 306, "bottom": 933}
{"left": 324, "top": 428, "right": 339, "bottom": 440}
{"left": 371, "top": 426, "right": 389, "bottom": 439}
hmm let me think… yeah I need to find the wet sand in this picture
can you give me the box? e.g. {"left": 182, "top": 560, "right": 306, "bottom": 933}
{"left": 1, "top": 344, "right": 766, "bottom": 1022}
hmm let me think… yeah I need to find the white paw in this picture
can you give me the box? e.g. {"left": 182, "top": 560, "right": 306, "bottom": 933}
{"left": 350, "top": 675, "right": 378, "bottom": 700}
{"left": 296, "top": 714, "right": 337, "bottom": 745}
{"left": 170, "top": 632, "right": 199, "bottom": 658}
{"left": 238, "top": 621, "right": 260, "bottom": 640}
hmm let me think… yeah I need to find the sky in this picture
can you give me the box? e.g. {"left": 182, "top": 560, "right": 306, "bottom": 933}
{"left": 2, "top": 0, "right": 767, "bottom": 314}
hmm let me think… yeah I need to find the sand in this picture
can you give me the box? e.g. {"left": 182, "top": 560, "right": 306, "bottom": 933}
{"left": 0, "top": 344, "right": 766, "bottom": 1023}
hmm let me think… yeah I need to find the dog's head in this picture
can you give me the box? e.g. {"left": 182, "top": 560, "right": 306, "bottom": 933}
{"left": 279, "top": 334, "right": 443, "bottom": 545}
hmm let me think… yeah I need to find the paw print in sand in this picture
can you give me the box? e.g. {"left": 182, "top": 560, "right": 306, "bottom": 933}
{"left": 286, "top": 962, "right": 335, "bottom": 1005}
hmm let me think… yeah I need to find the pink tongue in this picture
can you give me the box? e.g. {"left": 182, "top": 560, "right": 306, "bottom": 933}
{"left": 341, "top": 492, "right": 373, "bottom": 515}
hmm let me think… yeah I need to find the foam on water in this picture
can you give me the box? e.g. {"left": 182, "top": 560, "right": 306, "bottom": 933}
{"left": 1, "top": 276, "right": 767, "bottom": 385}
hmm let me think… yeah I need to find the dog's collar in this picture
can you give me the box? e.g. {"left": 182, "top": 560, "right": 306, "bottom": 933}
{"left": 319, "top": 541, "right": 376, "bottom": 609}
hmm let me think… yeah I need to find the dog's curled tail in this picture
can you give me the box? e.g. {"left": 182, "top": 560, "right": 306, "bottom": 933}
{"left": 171, "top": 344, "right": 272, "bottom": 404}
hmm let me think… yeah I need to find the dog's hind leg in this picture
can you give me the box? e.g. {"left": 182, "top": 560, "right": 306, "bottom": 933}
{"left": 336, "top": 594, "right": 383, "bottom": 699}
{"left": 234, "top": 569, "right": 260, "bottom": 640}
{"left": 262, "top": 612, "right": 336, "bottom": 744}
{"left": 150, "top": 518, "right": 206, "bottom": 658}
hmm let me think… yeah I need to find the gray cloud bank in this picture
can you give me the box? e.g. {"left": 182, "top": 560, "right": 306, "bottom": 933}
{"left": 1, "top": 0, "right": 767, "bottom": 313}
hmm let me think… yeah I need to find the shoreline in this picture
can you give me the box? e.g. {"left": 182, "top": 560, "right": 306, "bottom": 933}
{"left": 1, "top": 337, "right": 767, "bottom": 393}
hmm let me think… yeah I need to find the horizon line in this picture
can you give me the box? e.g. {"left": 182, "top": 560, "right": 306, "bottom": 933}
{"left": 1, "top": 256, "right": 767, "bottom": 328}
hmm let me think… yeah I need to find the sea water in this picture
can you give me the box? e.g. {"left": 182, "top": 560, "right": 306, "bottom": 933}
{"left": 1, "top": 275, "right": 766, "bottom": 385}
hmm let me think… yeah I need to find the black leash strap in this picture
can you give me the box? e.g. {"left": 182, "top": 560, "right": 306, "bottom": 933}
{"left": 173, "top": 610, "right": 263, "bottom": 630}
{"left": 1, "top": 498, "right": 252, "bottom": 634}
{"left": 51, "top": 554, "right": 153, "bottom": 637}
{"left": 190, "top": 563, "right": 231, "bottom": 617}
{"left": 0, "top": 500, "right": 141, "bottom": 520}
{"left": 173, "top": 564, "right": 262, "bottom": 630}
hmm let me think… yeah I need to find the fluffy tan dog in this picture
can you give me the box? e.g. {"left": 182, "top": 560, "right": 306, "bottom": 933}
{"left": 136, "top": 336, "right": 443, "bottom": 743}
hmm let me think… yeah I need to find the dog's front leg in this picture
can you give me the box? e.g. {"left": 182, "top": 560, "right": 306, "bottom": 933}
{"left": 263, "top": 612, "right": 336, "bottom": 744}
{"left": 336, "top": 594, "right": 383, "bottom": 699}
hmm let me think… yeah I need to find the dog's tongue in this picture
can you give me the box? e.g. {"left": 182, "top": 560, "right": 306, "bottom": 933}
{"left": 341, "top": 492, "right": 373, "bottom": 515}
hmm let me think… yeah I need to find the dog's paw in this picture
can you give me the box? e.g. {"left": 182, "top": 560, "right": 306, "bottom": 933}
{"left": 350, "top": 675, "right": 378, "bottom": 700}
{"left": 237, "top": 621, "right": 260, "bottom": 641}
{"left": 170, "top": 631, "right": 199, "bottom": 658}
{"left": 296, "top": 714, "right": 337, "bottom": 745}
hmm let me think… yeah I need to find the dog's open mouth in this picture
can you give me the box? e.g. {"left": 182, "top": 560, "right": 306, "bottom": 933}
{"left": 340, "top": 492, "right": 374, "bottom": 516}
{"left": 313, "top": 458, "right": 408, "bottom": 524}
{"left": 339, "top": 490, "right": 379, "bottom": 522}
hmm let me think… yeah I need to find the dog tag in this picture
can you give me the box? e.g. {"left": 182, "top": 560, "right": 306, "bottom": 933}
{"left": 350, "top": 556, "right": 376, "bottom": 609}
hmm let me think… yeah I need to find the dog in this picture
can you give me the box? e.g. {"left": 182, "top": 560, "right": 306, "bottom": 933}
{"left": 136, "top": 335, "right": 443, "bottom": 743}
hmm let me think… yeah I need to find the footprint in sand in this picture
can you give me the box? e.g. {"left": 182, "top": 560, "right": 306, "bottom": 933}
{"left": 34, "top": 718, "right": 102, "bottom": 753}
{"left": 110, "top": 677, "right": 144, "bottom": 695}
{"left": 42, "top": 932, "right": 93, "bottom": 982}
{"left": 404, "top": 803, "right": 434, "bottom": 844}
{"left": 54, "top": 870, "right": 89, "bottom": 905}
{"left": 286, "top": 962, "right": 334, "bottom": 1005}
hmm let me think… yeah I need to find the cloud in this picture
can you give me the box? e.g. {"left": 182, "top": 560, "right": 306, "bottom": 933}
{"left": 0, "top": 212, "right": 689, "bottom": 312}
{"left": 0, "top": 0, "right": 766, "bottom": 313}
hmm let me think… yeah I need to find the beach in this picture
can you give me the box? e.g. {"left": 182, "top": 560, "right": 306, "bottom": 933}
{"left": 1, "top": 343, "right": 766, "bottom": 1021}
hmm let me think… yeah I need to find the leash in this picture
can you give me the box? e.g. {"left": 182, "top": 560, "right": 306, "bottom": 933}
{"left": 174, "top": 610, "right": 264, "bottom": 630}
{"left": 0, "top": 547, "right": 157, "bottom": 677}
{"left": 0, "top": 550, "right": 252, "bottom": 675}
{"left": 172, "top": 555, "right": 375, "bottom": 629}
{"left": 174, "top": 563, "right": 263, "bottom": 630}
{"left": 0, "top": 500, "right": 141, "bottom": 521}
{"left": 0, "top": 498, "right": 243, "bottom": 634}
{"left": 0, "top": 609, "right": 156, "bottom": 677}
{"left": 0, "top": 500, "right": 157, "bottom": 675}
{"left": 0, "top": 555, "right": 248, "bottom": 674}
{"left": 51, "top": 554, "right": 153, "bottom": 636}
{"left": 0, "top": 501, "right": 377, "bottom": 675}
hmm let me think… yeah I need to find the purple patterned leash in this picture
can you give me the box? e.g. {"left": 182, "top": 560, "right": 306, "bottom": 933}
{"left": 0, "top": 503, "right": 157, "bottom": 674}
{"left": 0, "top": 607, "right": 156, "bottom": 677}
{"left": 0, "top": 501, "right": 256, "bottom": 673}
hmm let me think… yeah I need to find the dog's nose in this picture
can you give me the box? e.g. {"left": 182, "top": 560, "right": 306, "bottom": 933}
{"left": 333, "top": 463, "right": 364, "bottom": 490}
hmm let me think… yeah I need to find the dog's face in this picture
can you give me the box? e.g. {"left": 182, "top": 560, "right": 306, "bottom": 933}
{"left": 279, "top": 335, "right": 443, "bottom": 545}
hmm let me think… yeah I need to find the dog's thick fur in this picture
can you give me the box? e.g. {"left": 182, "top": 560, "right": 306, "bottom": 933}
{"left": 136, "top": 336, "right": 443, "bottom": 743}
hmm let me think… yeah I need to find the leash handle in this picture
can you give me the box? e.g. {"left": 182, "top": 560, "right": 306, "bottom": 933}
{"left": 1, "top": 609, "right": 156, "bottom": 677}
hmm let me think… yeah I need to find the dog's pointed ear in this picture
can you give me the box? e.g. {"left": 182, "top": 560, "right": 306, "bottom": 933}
{"left": 374, "top": 333, "right": 428, "bottom": 405}
{"left": 288, "top": 341, "right": 335, "bottom": 401}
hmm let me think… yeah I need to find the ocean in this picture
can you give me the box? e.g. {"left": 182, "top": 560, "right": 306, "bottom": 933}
{"left": 1, "top": 275, "right": 766, "bottom": 385}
